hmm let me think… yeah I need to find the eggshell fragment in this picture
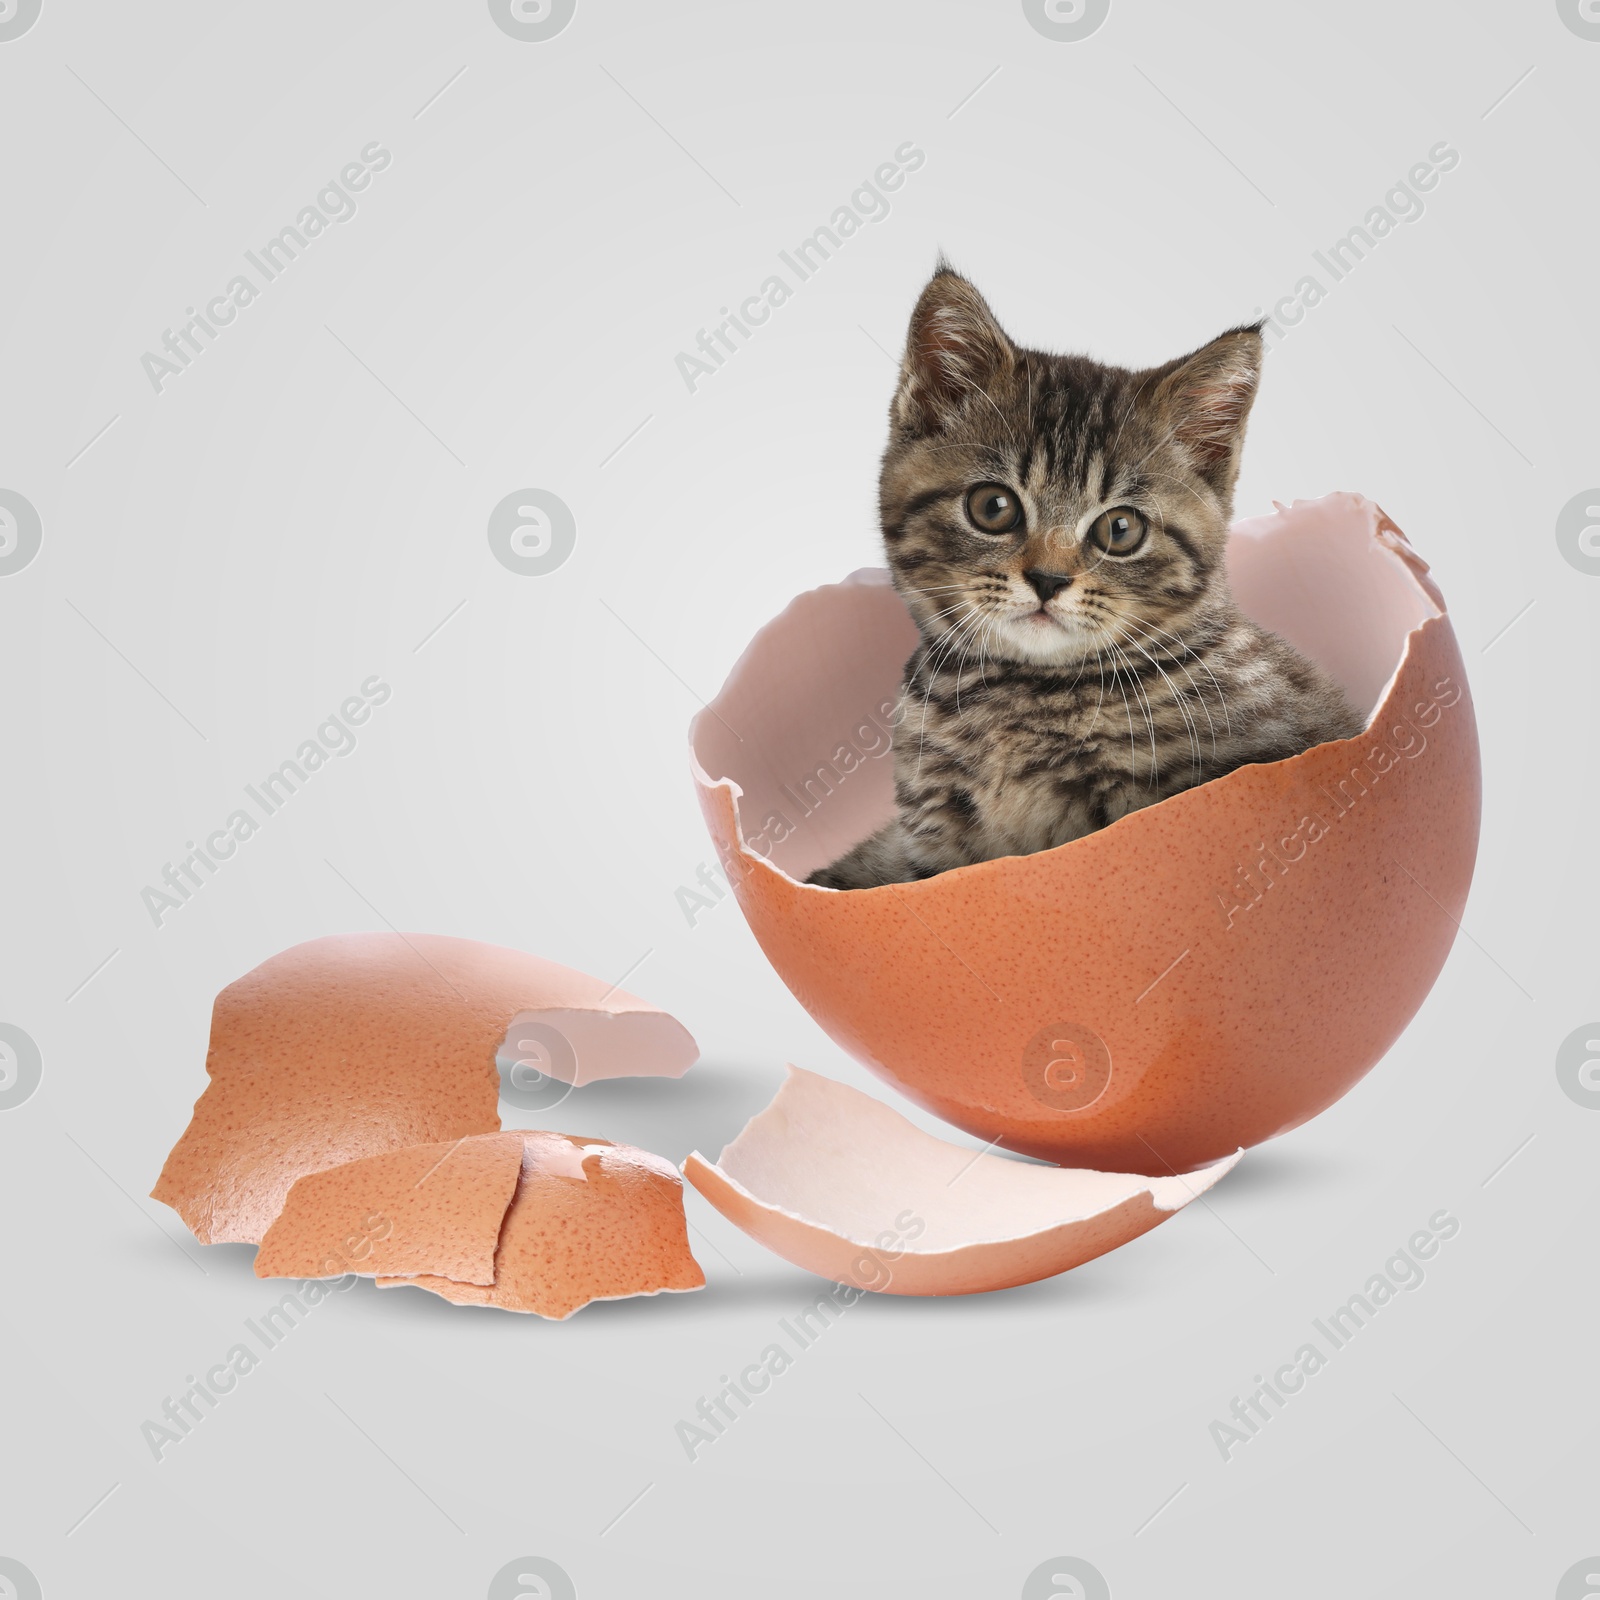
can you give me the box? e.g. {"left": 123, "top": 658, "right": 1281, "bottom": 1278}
{"left": 254, "top": 1132, "right": 526, "bottom": 1286}
{"left": 690, "top": 494, "right": 1481, "bottom": 1174}
{"left": 152, "top": 933, "right": 699, "bottom": 1245}
{"left": 379, "top": 1131, "right": 706, "bottom": 1318}
{"left": 684, "top": 1067, "right": 1240, "bottom": 1295}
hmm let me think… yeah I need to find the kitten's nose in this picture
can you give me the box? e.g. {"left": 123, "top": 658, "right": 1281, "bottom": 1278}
{"left": 1025, "top": 569, "right": 1073, "bottom": 603}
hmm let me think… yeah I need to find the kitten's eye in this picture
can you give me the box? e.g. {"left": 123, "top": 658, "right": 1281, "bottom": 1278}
{"left": 964, "top": 483, "right": 1024, "bottom": 535}
{"left": 1087, "top": 506, "right": 1148, "bottom": 556}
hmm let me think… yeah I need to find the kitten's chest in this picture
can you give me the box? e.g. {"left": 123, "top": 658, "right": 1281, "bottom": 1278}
{"left": 977, "top": 712, "right": 1111, "bottom": 840}
{"left": 908, "top": 673, "right": 1138, "bottom": 850}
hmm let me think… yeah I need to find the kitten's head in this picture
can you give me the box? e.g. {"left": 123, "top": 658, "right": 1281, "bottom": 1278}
{"left": 880, "top": 264, "right": 1263, "bottom": 668}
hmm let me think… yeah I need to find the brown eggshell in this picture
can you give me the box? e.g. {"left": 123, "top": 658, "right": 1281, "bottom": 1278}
{"left": 152, "top": 933, "right": 699, "bottom": 1244}
{"left": 253, "top": 1132, "right": 526, "bottom": 1286}
{"left": 683, "top": 1067, "right": 1240, "bottom": 1295}
{"left": 689, "top": 493, "right": 1481, "bottom": 1174}
{"left": 379, "top": 1131, "right": 706, "bottom": 1318}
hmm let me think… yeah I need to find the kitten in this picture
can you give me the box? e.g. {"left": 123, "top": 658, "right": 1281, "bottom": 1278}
{"left": 808, "top": 264, "right": 1364, "bottom": 891}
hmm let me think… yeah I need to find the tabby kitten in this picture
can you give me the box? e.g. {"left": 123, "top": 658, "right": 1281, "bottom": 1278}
{"left": 808, "top": 265, "right": 1363, "bottom": 891}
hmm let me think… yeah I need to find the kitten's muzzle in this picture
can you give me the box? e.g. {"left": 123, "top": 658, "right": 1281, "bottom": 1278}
{"left": 1024, "top": 569, "right": 1073, "bottom": 603}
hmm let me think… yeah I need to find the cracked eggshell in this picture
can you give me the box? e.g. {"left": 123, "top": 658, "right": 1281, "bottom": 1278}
{"left": 684, "top": 1067, "right": 1240, "bottom": 1295}
{"left": 378, "top": 1131, "right": 706, "bottom": 1318}
{"left": 690, "top": 494, "right": 1480, "bottom": 1174}
{"left": 254, "top": 1132, "right": 527, "bottom": 1286}
{"left": 152, "top": 933, "right": 698, "bottom": 1244}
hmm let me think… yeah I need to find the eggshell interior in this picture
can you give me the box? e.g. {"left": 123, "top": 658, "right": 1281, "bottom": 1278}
{"left": 689, "top": 494, "right": 1481, "bottom": 1174}
{"left": 254, "top": 1132, "right": 527, "bottom": 1286}
{"left": 495, "top": 1007, "right": 699, "bottom": 1087}
{"left": 684, "top": 1067, "right": 1240, "bottom": 1295}
{"left": 152, "top": 933, "right": 699, "bottom": 1244}
{"left": 379, "top": 1131, "right": 706, "bottom": 1318}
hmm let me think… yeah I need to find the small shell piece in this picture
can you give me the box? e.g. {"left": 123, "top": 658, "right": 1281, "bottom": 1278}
{"left": 379, "top": 1131, "right": 706, "bottom": 1319}
{"left": 253, "top": 1132, "right": 527, "bottom": 1286}
{"left": 684, "top": 1067, "right": 1240, "bottom": 1296}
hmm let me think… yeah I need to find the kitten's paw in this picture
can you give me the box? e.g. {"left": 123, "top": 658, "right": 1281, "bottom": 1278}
{"left": 804, "top": 866, "right": 849, "bottom": 890}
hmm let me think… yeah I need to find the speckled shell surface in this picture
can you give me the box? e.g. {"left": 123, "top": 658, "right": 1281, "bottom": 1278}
{"left": 254, "top": 1132, "right": 526, "bottom": 1286}
{"left": 379, "top": 1131, "right": 706, "bottom": 1319}
{"left": 152, "top": 932, "right": 697, "bottom": 1244}
{"left": 690, "top": 495, "right": 1481, "bottom": 1174}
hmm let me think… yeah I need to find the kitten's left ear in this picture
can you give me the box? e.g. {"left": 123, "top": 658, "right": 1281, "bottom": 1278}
{"left": 1150, "top": 323, "right": 1265, "bottom": 493}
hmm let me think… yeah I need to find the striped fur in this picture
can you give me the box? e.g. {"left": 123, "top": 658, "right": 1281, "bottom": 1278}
{"left": 808, "top": 265, "right": 1363, "bottom": 890}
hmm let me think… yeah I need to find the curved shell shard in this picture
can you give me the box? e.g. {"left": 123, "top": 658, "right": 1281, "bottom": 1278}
{"left": 684, "top": 1067, "right": 1240, "bottom": 1295}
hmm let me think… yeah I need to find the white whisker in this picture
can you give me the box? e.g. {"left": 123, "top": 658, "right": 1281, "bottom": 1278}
{"left": 1116, "top": 625, "right": 1201, "bottom": 784}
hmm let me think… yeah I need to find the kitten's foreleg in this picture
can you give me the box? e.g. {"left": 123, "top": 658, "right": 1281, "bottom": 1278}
{"left": 805, "top": 820, "right": 923, "bottom": 890}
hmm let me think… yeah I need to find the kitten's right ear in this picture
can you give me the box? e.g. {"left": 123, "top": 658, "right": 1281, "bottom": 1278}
{"left": 893, "top": 264, "right": 1017, "bottom": 434}
{"left": 1148, "top": 323, "right": 1265, "bottom": 494}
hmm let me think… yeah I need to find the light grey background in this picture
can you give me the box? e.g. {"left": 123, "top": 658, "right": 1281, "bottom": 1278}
{"left": 1, "top": 1, "right": 1595, "bottom": 1595}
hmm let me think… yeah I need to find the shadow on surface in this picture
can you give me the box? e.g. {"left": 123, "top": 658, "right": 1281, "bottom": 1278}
{"left": 1212, "top": 1140, "right": 1364, "bottom": 1200}
{"left": 502, "top": 1058, "right": 786, "bottom": 1163}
